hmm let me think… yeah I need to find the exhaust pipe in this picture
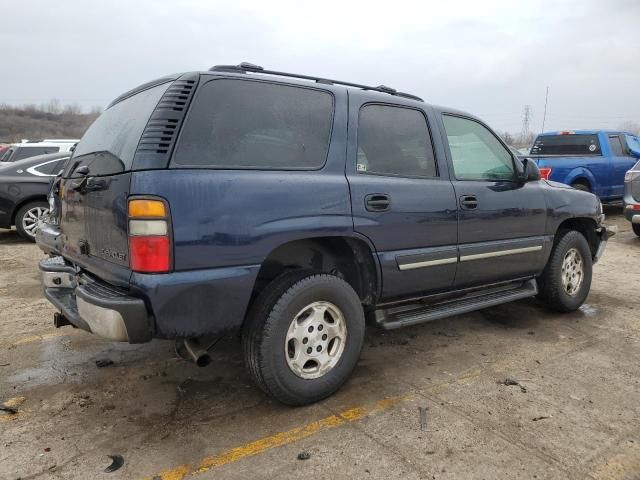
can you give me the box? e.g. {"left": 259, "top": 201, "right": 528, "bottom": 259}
{"left": 176, "top": 338, "right": 211, "bottom": 367}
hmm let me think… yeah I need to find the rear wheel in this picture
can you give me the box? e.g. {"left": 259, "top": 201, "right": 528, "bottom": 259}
{"left": 15, "top": 201, "right": 49, "bottom": 241}
{"left": 242, "top": 271, "right": 365, "bottom": 406}
{"left": 633, "top": 223, "right": 640, "bottom": 237}
{"left": 537, "top": 230, "right": 593, "bottom": 312}
{"left": 571, "top": 181, "right": 591, "bottom": 193}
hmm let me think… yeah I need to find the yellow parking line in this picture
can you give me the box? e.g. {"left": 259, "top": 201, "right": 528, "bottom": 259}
{"left": 148, "top": 395, "right": 408, "bottom": 480}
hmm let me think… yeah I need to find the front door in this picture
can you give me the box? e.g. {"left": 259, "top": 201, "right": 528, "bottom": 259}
{"left": 439, "top": 114, "right": 548, "bottom": 288}
{"left": 346, "top": 93, "right": 458, "bottom": 300}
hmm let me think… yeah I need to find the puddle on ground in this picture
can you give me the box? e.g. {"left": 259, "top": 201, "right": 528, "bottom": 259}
{"left": 578, "top": 303, "right": 598, "bottom": 317}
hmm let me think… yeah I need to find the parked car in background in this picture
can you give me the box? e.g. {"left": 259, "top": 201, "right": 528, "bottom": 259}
{"left": 0, "top": 152, "right": 70, "bottom": 240}
{"left": 624, "top": 159, "right": 640, "bottom": 237}
{"left": 37, "top": 63, "right": 612, "bottom": 405}
{"left": 528, "top": 130, "right": 640, "bottom": 201}
{"left": 0, "top": 140, "right": 78, "bottom": 163}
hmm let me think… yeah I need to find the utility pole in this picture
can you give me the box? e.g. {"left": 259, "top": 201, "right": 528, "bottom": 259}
{"left": 541, "top": 86, "right": 549, "bottom": 133}
{"left": 521, "top": 104, "right": 531, "bottom": 145}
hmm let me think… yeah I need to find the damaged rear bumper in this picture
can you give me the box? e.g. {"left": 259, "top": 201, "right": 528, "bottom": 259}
{"left": 39, "top": 256, "right": 152, "bottom": 343}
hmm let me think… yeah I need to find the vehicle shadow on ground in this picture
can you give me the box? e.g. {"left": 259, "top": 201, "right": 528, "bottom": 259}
{"left": 0, "top": 228, "right": 30, "bottom": 245}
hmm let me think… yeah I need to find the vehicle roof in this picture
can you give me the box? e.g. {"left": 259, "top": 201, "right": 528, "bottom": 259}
{"left": 108, "top": 68, "right": 484, "bottom": 124}
{"left": 538, "top": 130, "right": 636, "bottom": 136}
{"left": 42, "top": 139, "right": 80, "bottom": 143}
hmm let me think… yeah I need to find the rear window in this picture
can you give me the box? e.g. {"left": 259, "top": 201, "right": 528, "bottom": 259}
{"left": 173, "top": 79, "right": 334, "bottom": 169}
{"left": 530, "top": 134, "right": 601, "bottom": 155}
{"left": 64, "top": 81, "right": 171, "bottom": 177}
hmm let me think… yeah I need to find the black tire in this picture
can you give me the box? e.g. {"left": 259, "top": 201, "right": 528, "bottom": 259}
{"left": 15, "top": 201, "right": 49, "bottom": 242}
{"left": 537, "top": 230, "right": 593, "bottom": 312}
{"left": 571, "top": 182, "right": 591, "bottom": 193}
{"left": 242, "top": 271, "right": 365, "bottom": 406}
{"left": 633, "top": 223, "right": 640, "bottom": 237}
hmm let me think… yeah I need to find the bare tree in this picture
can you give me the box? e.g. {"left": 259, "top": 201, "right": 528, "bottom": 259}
{"left": 500, "top": 131, "right": 515, "bottom": 145}
{"left": 46, "top": 98, "right": 61, "bottom": 115}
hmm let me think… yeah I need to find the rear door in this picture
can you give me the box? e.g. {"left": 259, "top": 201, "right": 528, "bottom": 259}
{"left": 58, "top": 81, "right": 173, "bottom": 286}
{"left": 608, "top": 134, "right": 637, "bottom": 197}
{"left": 439, "top": 114, "right": 548, "bottom": 288}
{"left": 346, "top": 92, "right": 458, "bottom": 300}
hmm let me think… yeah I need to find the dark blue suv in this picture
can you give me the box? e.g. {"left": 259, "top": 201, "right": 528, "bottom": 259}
{"left": 37, "top": 63, "right": 613, "bottom": 405}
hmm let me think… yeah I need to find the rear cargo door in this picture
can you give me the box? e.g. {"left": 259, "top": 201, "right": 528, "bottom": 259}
{"left": 58, "top": 81, "right": 173, "bottom": 286}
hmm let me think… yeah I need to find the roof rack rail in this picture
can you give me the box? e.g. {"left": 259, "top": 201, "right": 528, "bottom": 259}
{"left": 209, "top": 62, "right": 424, "bottom": 102}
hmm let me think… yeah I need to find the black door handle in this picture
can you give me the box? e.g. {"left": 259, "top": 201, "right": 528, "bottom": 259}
{"left": 460, "top": 195, "right": 478, "bottom": 209}
{"left": 365, "top": 194, "right": 391, "bottom": 212}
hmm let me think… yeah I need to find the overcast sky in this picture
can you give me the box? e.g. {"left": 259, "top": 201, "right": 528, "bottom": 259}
{"left": 1, "top": 0, "right": 638, "bottom": 133}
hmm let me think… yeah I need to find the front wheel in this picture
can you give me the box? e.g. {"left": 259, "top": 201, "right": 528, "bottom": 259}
{"left": 537, "top": 230, "right": 593, "bottom": 312}
{"left": 242, "top": 271, "right": 365, "bottom": 406}
{"left": 15, "top": 201, "right": 49, "bottom": 241}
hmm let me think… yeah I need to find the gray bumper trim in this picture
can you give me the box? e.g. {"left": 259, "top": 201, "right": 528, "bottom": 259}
{"left": 39, "top": 257, "right": 152, "bottom": 343}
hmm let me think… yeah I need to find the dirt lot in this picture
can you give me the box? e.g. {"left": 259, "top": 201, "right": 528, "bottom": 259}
{"left": 1, "top": 207, "right": 639, "bottom": 480}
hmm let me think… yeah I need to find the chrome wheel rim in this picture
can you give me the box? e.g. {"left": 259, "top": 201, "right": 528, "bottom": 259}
{"left": 561, "top": 248, "right": 584, "bottom": 296}
{"left": 285, "top": 301, "right": 347, "bottom": 380}
{"left": 22, "top": 206, "right": 49, "bottom": 238}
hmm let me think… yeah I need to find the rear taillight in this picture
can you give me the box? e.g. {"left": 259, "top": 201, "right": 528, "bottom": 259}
{"left": 128, "top": 198, "right": 171, "bottom": 273}
{"left": 626, "top": 204, "right": 640, "bottom": 211}
{"left": 539, "top": 167, "right": 552, "bottom": 180}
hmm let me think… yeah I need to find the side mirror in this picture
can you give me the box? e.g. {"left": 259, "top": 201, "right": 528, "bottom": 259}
{"left": 518, "top": 158, "right": 541, "bottom": 182}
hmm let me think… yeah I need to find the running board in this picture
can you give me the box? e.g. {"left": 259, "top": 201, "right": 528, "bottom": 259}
{"left": 375, "top": 279, "right": 538, "bottom": 330}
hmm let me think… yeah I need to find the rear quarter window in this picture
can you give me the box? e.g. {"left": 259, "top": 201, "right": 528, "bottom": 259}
{"left": 530, "top": 134, "right": 601, "bottom": 155}
{"left": 172, "top": 79, "right": 334, "bottom": 170}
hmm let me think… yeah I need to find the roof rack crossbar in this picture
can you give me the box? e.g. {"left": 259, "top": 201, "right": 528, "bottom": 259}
{"left": 209, "top": 62, "right": 424, "bottom": 102}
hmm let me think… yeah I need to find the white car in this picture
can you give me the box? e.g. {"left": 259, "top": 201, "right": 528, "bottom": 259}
{"left": 0, "top": 139, "right": 79, "bottom": 163}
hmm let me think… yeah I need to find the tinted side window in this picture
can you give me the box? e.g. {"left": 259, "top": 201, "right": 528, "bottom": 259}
{"left": 35, "top": 158, "right": 69, "bottom": 175}
{"left": 443, "top": 115, "right": 514, "bottom": 181}
{"left": 609, "top": 135, "right": 625, "bottom": 156}
{"left": 14, "top": 146, "right": 59, "bottom": 161}
{"left": 357, "top": 105, "right": 437, "bottom": 178}
{"left": 173, "top": 79, "right": 334, "bottom": 169}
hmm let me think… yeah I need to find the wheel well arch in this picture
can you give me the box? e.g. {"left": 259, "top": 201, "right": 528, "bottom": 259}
{"left": 11, "top": 195, "right": 48, "bottom": 225}
{"left": 566, "top": 167, "right": 596, "bottom": 191}
{"left": 252, "top": 236, "right": 380, "bottom": 307}
{"left": 555, "top": 217, "right": 599, "bottom": 257}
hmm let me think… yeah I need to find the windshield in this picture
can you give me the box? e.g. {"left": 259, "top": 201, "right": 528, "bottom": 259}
{"left": 530, "top": 134, "right": 601, "bottom": 155}
{"left": 1, "top": 148, "right": 14, "bottom": 161}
